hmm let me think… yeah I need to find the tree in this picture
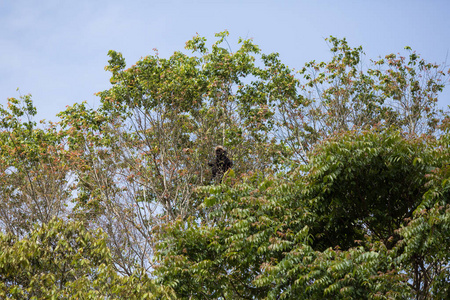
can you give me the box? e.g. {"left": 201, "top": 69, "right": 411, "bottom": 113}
{"left": 0, "top": 218, "right": 174, "bottom": 299}
{"left": 154, "top": 129, "right": 448, "bottom": 299}
{"left": 303, "top": 129, "right": 433, "bottom": 251}
{"left": 58, "top": 31, "right": 298, "bottom": 274}
{"left": 395, "top": 120, "right": 450, "bottom": 299}
{"left": 2, "top": 32, "right": 449, "bottom": 298}
{"left": 277, "top": 37, "right": 448, "bottom": 163}
{"left": 0, "top": 96, "right": 72, "bottom": 236}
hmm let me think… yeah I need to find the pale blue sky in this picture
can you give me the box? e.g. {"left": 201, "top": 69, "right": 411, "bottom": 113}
{"left": 1, "top": 0, "right": 449, "bottom": 121}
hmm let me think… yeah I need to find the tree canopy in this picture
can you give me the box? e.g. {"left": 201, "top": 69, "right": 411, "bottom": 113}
{"left": 1, "top": 31, "right": 449, "bottom": 299}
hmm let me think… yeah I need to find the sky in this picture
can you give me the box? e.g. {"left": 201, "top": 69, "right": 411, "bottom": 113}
{"left": 1, "top": 0, "right": 449, "bottom": 122}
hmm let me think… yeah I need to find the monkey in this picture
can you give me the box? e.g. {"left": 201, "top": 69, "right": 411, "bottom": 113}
{"left": 208, "top": 146, "right": 233, "bottom": 182}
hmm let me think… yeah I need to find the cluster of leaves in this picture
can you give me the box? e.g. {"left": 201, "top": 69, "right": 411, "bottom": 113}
{"left": 154, "top": 129, "right": 450, "bottom": 299}
{"left": 1, "top": 32, "right": 449, "bottom": 298}
{"left": 54, "top": 31, "right": 300, "bottom": 275}
{"left": 278, "top": 37, "right": 447, "bottom": 164}
{"left": 0, "top": 96, "right": 72, "bottom": 236}
{"left": 0, "top": 218, "right": 175, "bottom": 299}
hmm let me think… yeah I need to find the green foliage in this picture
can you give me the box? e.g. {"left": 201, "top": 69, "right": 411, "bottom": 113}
{"left": 0, "top": 218, "right": 174, "bottom": 299}
{"left": 282, "top": 36, "right": 448, "bottom": 163}
{"left": 56, "top": 31, "right": 300, "bottom": 274}
{"left": 154, "top": 128, "right": 448, "bottom": 299}
{"left": 304, "top": 130, "right": 434, "bottom": 251}
{"left": 154, "top": 173, "right": 306, "bottom": 299}
{"left": 0, "top": 96, "right": 71, "bottom": 235}
{"left": 2, "top": 33, "right": 449, "bottom": 299}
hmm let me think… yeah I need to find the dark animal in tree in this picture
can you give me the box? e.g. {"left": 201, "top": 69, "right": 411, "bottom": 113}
{"left": 208, "top": 146, "right": 233, "bottom": 181}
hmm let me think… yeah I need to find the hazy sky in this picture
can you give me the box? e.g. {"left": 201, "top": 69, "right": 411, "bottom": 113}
{"left": 1, "top": 0, "right": 449, "bottom": 121}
